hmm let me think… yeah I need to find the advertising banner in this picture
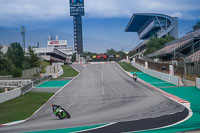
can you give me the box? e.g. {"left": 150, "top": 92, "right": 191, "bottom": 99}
{"left": 70, "top": 0, "right": 84, "bottom": 7}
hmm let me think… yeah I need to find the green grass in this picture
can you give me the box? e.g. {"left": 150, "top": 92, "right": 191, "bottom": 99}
{"left": 118, "top": 62, "right": 140, "bottom": 72}
{"left": 58, "top": 65, "right": 79, "bottom": 79}
{"left": 0, "top": 92, "right": 54, "bottom": 124}
{"left": 40, "top": 60, "right": 50, "bottom": 73}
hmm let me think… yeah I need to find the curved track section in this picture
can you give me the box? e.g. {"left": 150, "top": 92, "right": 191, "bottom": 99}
{"left": 0, "top": 63, "right": 188, "bottom": 133}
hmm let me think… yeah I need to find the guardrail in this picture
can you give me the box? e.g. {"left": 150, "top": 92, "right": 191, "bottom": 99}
{"left": 0, "top": 80, "right": 31, "bottom": 88}
{"left": 0, "top": 75, "right": 52, "bottom": 103}
{"left": 0, "top": 75, "right": 13, "bottom": 78}
{"left": 131, "top": 62, "right": 181, "bottom": 86}
{"left": 0, "top": 88, "right": 21, "bottom": 103}
{"left": 21, "top": 75, "right": 52, "bottom": 95}
{"left": 197, "top": 78, "right": 200, "bottom": 89}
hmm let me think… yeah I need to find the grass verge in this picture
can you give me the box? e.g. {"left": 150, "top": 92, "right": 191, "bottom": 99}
{"left": 40, "top": 60, "right": 50, "bottom": 73}
{"left": 118, "top": 62, "right": 140, "bottom": 72}
{"left": 58, "top": 65, "right": 79, "bottom": 79}
{"left": 0, "top": 92, "right": 54, "bottom": 124}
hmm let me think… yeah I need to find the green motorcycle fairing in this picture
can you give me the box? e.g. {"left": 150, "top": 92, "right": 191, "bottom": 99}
{"left": 54, "top": 107, "right": 67, "bottom": 117}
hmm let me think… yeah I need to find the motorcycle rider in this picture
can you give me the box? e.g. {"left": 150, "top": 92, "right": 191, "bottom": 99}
{"left": 52, "top": 104, "right": 71, "bottom": 119}
{"left": 133, "top": 73, "right": 138, "bottom": 82}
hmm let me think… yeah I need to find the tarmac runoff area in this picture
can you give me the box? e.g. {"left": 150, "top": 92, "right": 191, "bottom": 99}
{"left": 0, "top": 63, "right": 191, "bottom": 133}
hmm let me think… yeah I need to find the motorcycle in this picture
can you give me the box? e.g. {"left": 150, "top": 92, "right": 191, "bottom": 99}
{"left": 133, "top": 73, "right": 138, "bottom": 82}
{"left": 52, "top": 104, "right": 71, "bottom": 119}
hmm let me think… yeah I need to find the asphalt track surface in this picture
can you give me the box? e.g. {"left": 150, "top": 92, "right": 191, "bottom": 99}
{"left": 0, "top": 63, "right": 188, "bottom": 133}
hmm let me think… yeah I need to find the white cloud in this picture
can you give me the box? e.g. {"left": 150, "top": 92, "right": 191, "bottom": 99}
{"left": 0, "top": 0, "right": 200, "bottom": 25}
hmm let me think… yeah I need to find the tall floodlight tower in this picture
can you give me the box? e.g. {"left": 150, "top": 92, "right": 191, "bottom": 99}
{"left": 21, "top": 26, "right": 26, "bottom": 53}
{"left": 69, "top": 0, "right": 85, "bottom": 61}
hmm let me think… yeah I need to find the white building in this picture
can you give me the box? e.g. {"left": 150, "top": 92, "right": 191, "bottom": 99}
{"left": 34, "top": 36, "right": 73, "bottom": 64}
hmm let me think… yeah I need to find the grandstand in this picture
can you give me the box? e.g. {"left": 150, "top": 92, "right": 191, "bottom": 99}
{"left": 30, "top": 35, "right": 73, "bottom": 64}
{"left": 187, "top": 50, "right": 200, "bottom": 62}
{"left": 147, "top": 29, "right": 200, "bottom": 63}
{"left": 33, "top": 47, "right": 72, "bottom": 64}
{"left": 125, "top": 13, "right": 178, "bottom": 58}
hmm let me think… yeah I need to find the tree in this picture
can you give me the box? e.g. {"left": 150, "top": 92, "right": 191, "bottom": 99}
{"left": 107, "top": 49, "right": 116, "bottom": 55}
{"left": 116, "top": 51, "right": 126, "bottom": 59}
{"left": 128, "top": 50, "right": 135, "bottom": 57}
{"left": 0, "top": 45, "right": 4, "bottom": 74}
{"left": 193, "top": 21, "right": 200, "bottom": 31}
{"left": 144, "top": 35, "right": 175, "bottom": 56}
{"left": 7, "top": 42, "right": 24, "bottom": 69}
{"left": 27, "top": 46, "right": 39, "bottom": 68}
{"left": 0, "top": 45, "right": 15, "bottom": 75}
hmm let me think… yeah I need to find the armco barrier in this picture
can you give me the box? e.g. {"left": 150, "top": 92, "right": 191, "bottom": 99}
{"left": 33, "top": 75, "right": 52, "bottom": 86}
{"left": 0, "top": 88, "right": 21, "bottom": 103}
{"left": 132, "top": 62, "right": 180, "bottom": 86}
{"left": 197, "top": 78, "right": 200, "bottom": 89}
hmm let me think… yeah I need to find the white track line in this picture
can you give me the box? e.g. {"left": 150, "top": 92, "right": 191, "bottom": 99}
{"left": 70, "top": 122, "right": 117, "bottom": 133}
{"left": 101, "top": 70, "right": 105, "bottom": 95}
{"left": 2, "top": 65, "right": 81, "bottom": 126}
{"left": 124, "top": 108, "right": 193, "bottom": 133}
{"left": 116, "top": 63, "right": 193, "bottom": 133}
{"left": 30, "top": 66, "right": 80, "bottom": 117}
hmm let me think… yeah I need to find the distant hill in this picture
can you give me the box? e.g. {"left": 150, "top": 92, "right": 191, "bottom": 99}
{"left": 0, "top": 26, "right": 125, "bottom": 53}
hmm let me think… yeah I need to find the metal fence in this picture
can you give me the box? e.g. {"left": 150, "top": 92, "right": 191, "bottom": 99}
{"left": 0, "top": 75, "right": 13, "bottom": 79}
{"left": 21, "top": 82, "right": 33, "bottom": 95}
{"left": 186, "top": 63, "right": 200, "bottom": 77}
{"left": 33, "top": 75, "right": 52, "bottom": 86}
{"left": 174, "top": 62, "right": 200, "bottom": 82}
{"left": 174, "top": 66, "right": 184, "bottom": 78}
{"left": 0, "top": 80, "right": 31, "bottom": 88}
{"left": 135, "top": 58, "right": 170, "bottom": 74}
{"left": 148, "top": 62, "right": 170, "bottom": 74}
{"left": 21, "top": 75, "right": 52, "bottom": 94}
{"left": 135, "top": 58, "right": 145, "bottom": 67}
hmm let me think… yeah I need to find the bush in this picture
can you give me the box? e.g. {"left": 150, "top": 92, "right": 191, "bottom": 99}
{"left": 12, "top": 67, "right": 22, "bottom": 77}
{"left": 40, "top": 60, "right": 50, "bottom": 74}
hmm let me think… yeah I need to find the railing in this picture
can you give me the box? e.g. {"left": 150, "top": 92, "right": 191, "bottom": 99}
{"left": 0, "top": 75, "right": 13, "bottom": 78}
{"left": 0, "top": 80, "right": 31, "bottom": 88}
{"left": 157, "top": 24, "right": 174, "bottom": 38}
{"left": 139, "top": 21, "right": 155, "bottom": 39}
{"left": 135, "top": 58, "right": 145, "bottom": 67}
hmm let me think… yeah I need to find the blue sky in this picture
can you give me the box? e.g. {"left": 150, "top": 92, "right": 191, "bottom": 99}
{"left": 0, "top": 0, "right": 200, "bottom": 52}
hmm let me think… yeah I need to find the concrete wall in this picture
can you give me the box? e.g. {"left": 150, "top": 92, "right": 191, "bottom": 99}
{"left": 22, "top": 67, "right": 40, "bottom": 78}
{"left": 197, "top": 78, "right": 200, "bottom": 89}
{"left": 0, "top": 88, "right": 21, "bottom": 103}
{"left": 132, "top": 62, "right": 181, "bottom": 86}
{"left": 44, "top": 63, "right": 63, "bottom": 78}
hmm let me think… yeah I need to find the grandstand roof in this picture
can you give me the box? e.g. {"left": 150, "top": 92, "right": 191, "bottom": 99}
{"left": 126, "top": 13, "right": 172, "bottom": 31}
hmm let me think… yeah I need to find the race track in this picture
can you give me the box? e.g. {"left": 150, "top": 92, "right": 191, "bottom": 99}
{"left": 0, "top": 63, "right": 188, "bottom": 133}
